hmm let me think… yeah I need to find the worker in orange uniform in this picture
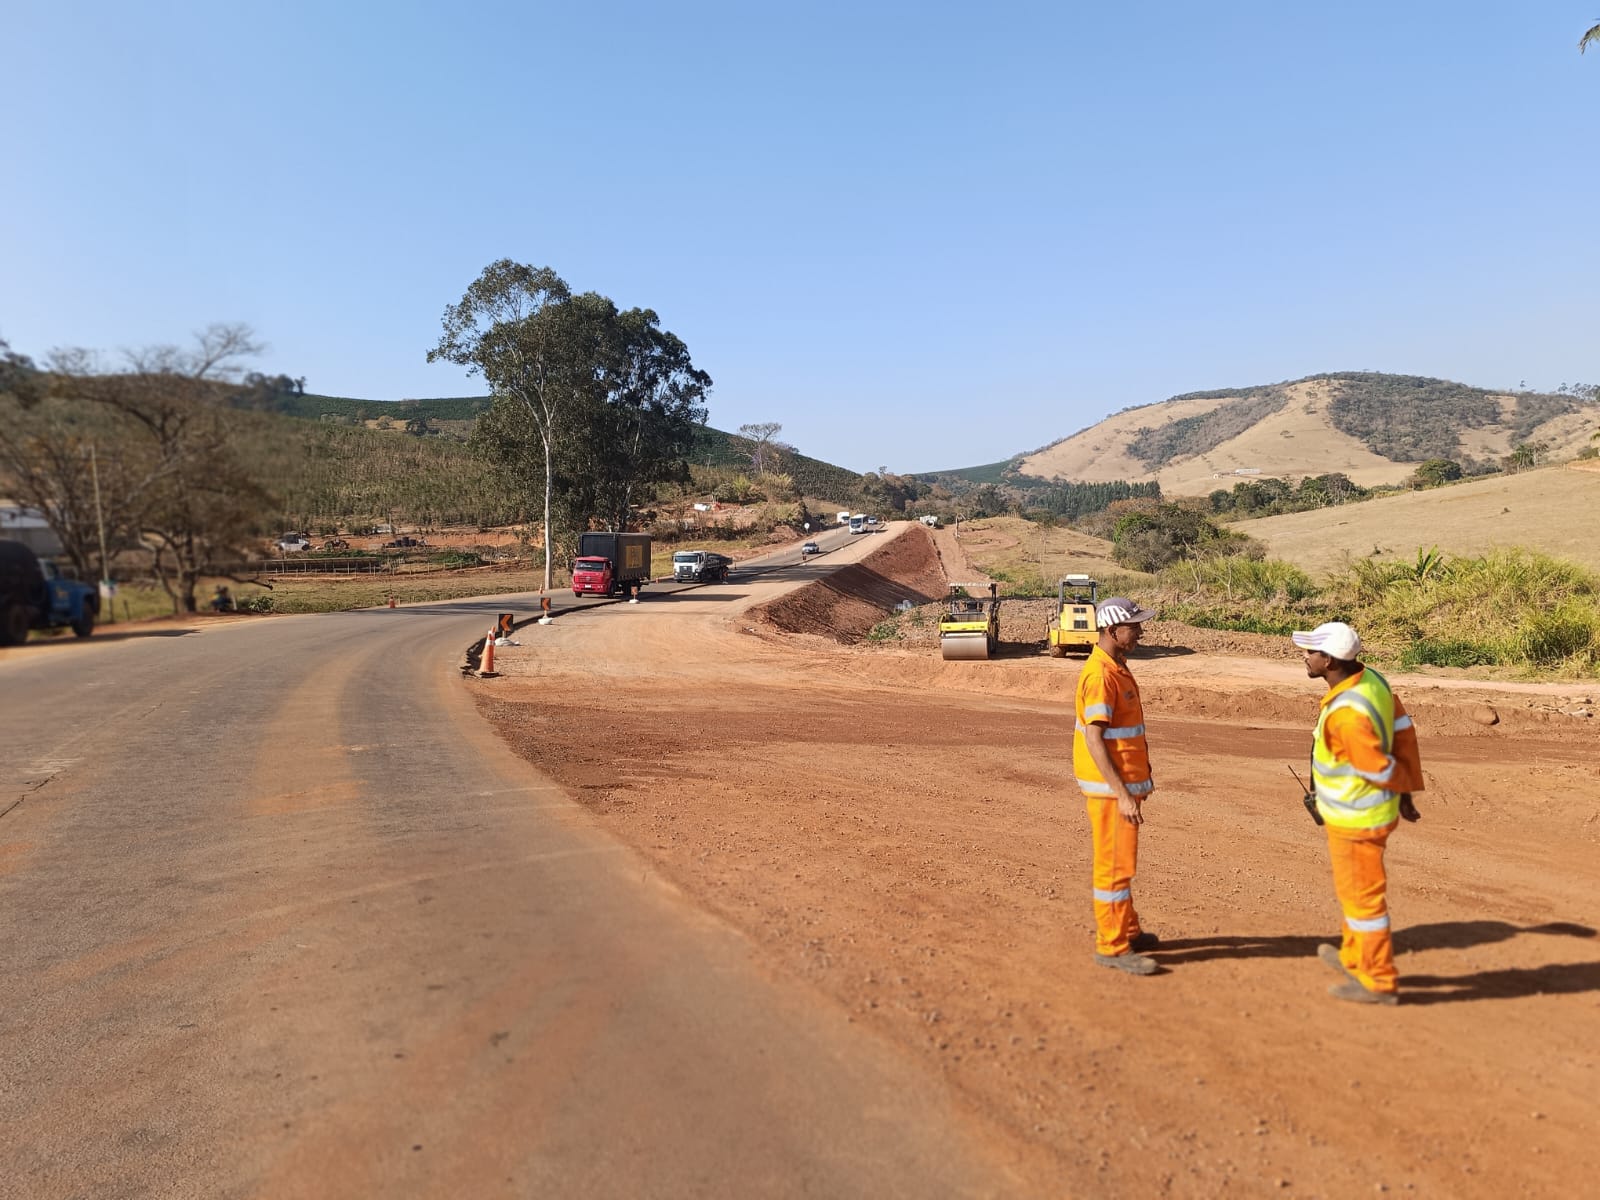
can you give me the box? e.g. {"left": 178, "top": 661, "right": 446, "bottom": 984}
{"left": 1293, "top": 622, "right": 1423, "bottom": 1006}
{"left": 1074, "top": 597, "right": 1161, "bottom": 976}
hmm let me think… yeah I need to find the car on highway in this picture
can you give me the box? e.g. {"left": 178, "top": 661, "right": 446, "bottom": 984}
{"left": 801, "top": 541, "right": 821, "bottom": 556}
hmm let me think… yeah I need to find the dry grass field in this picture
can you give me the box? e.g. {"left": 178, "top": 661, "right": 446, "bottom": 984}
{"left": 1235, "top": 463, "right": 1600, "bottom": 574}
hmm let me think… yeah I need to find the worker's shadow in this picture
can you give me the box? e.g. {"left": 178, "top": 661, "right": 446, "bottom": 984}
{"left": 1156, "top": 921, "right": 1599, "bottom": 1003}
{"left": 1133, "top": 644, "right": 1196, "bottom": 658}
{"left": 1394, "top": 920, "right": 1599, "bottom": 1005}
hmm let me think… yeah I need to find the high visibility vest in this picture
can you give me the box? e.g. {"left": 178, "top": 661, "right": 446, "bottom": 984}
{"left": 1312, "top": 668, "right": 1401, "bottom": 829}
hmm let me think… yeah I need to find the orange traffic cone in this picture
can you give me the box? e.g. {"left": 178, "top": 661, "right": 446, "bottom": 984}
{"left": 479, "top": 627, "right": 498, "bottom": 677}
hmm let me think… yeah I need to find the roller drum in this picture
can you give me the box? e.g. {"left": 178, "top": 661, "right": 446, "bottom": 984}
{"left": 940, "top": 633, "right": 991, "bottom": 661}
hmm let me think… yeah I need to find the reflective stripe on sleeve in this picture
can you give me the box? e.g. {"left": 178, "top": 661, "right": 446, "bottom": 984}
{"left": 1393, "top": 714, "right": 1414, "bottom": 731}
{"left": 1082, "top": 704, "right": 1114, "bottom": 721}
{"left": 1094, "top": 887, "right": 1131, "bottom": 903}
{"left": 1353, "top": 761, "right": 1397, "bottom": 785}
{"left": 1073, "top": 721, "right": 1145, "bottom": 739}
{"left": 1077, "top": 778, "right": 1154, "bottom": 797}
{"left": 1345, "top": 912, "right": 1391, "bottom": 932}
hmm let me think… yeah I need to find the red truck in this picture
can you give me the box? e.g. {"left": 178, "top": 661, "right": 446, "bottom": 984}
{"left": 571, "top": 532, "right": 652, "bottom": 597}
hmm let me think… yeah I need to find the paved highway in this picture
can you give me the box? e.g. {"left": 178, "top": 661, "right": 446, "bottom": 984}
{"left": 0, "top": 532, "right": 1016, "bottom": 1198}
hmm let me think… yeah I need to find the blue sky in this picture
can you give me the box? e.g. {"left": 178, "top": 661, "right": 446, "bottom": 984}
{"left": 6, "top": 2, "right": 1597, "bottom": 473}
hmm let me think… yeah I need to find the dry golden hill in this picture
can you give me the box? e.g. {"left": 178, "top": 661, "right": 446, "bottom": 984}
{"left": 1018, "top": 375, "right": 1600, "bottom": 497}
{"left": 1233, "top": 463, "right": 1600, "bottom": 574}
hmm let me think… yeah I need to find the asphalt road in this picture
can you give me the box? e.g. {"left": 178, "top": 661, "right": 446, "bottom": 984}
{"left": 0, "top": 533, "right": 1018, "bottom": 1199}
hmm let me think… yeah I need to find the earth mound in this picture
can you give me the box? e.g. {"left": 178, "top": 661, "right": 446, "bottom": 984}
{"left": 753, "top": 525, "right": 947, "bottom": 642}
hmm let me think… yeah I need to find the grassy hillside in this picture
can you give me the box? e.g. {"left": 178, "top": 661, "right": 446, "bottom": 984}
{"left": 689, "top": 426, "right": 863, "bottom": 502}
{"left": 1234, "top": 464, "right": 1600, "bottom": 574}
{"left": 1018, "top": 374, "right": 1600, "bottom": 496}
{"left": 261, "top": 392, "right": 495, "bottom": 425}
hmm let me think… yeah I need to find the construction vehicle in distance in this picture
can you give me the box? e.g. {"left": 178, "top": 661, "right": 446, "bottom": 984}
{"left": 938, "top": 582, "right": 1000, "bottom": 661}
{"left": 1046, "top": 574, "right": 1099, "bottom": 657}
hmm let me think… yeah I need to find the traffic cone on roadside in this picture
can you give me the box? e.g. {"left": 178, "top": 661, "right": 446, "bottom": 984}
{"left": 629, "top": 585, "right": 639, "bottom": 604}
{"left": 538, "top": 595, "right": 553, "bottom": 625}
{"left": 479, "top": 627, "right": 498, "bottom": 678}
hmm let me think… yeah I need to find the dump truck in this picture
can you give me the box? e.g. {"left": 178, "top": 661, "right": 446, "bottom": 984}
{"left": 938, "top": 582, "right": 1000, "bottom": 661}
{"left": 1046, "top": 574, "right": 1099, "bottom": 656}
{"left": 671, "top": 549, "right": 733, "bottom": 583}
{"left": 572, "top": 532, "right": 652, "bottom": 597}
{"left": 0, "top": 539, "right": 100, "bottom": 645}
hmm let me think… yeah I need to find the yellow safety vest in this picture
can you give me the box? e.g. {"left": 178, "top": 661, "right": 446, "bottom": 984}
{"left": 1312, "top": 668, "right": 1400, "bottom": 829}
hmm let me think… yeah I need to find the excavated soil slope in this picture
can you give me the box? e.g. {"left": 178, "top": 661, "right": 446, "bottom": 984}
{"left": 477, "top": 526, "right": 1599, "bottom": 1199}
{"left": 753, "top": 524, "right": 948, "bottom": 642}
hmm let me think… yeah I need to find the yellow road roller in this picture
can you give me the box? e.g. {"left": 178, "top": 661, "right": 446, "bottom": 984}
{"left": 1046, "top": 574, "right": 1098, "bottom": 657}
{"left": 939, "top": 583, "right": 1000, "bottom": 660}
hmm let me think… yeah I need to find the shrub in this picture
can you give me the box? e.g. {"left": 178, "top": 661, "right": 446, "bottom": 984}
{"left": 1516, "top": 607, "right": 1597, "bottom": 666}
{"left": 238, "top": 593, "right": 275, "bottom": 613}
{"left": 1400, "top": 638, "right": 1499, "bottom": 669}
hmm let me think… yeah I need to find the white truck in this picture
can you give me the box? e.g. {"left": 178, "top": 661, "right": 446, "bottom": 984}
{"left": 848, "top": 513, "right": 867, "bottom": 535}
{"left": 671, "top": 550, "right": 733, "bottom": 583}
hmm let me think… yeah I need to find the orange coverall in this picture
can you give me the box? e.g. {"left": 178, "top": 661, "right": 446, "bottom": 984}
{"left": 1319, "top": 672, "right": 1424, "bottom": 994}
{"left": 1073, "top": 646, "right": 1153, "bottom": 956}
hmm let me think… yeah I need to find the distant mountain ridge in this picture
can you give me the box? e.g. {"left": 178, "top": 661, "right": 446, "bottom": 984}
{"left": 1006, "top": 372, "right": 1600, "bottom": 496}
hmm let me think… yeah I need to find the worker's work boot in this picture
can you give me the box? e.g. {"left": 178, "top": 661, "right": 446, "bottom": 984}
{"left": 1318, "top": 943, "right": 1356, "bottom": 980}
{"left": 1328, "top": 979, "right": 1398, "bottom": 1006}
{"left": 1130, "top": 932, "right": 1160, "bottom": 952}
{"left": 1095, "top": 952, "right": 1158, "bottom": 976}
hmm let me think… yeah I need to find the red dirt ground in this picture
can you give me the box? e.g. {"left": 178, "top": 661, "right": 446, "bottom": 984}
{"left": 476, "top": 524, "right": 1600, "bottom": 1198}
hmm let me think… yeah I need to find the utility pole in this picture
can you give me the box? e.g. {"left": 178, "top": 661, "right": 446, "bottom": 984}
{"left": 90, "top": 442, "right": 113, "bottom": 624}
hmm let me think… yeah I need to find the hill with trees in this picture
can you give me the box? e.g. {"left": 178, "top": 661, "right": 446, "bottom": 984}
{"left": 1015, "top": 373, "right": 1600, "bottom": 495}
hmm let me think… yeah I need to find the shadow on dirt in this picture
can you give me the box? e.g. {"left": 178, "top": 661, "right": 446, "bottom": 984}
{"left": 21, "top": 628, "right": 197, "bottom": 645}
{"left": 1396, "top": 919, "right": 1596, "bottom": 953}
{"left": 1152, "top": 934, "right": 1322, "bottom": 964}
{"left": 1401, "top": 960, "right": 1600, "bottom": 1004}
{"left": 1133, "top": 644, "right": 1199, "bottom": 659}
{"left": 1157, "top": 921, "right": 1600, "bottom": 1003}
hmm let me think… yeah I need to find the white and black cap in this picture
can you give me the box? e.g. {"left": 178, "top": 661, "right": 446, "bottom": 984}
{"left": 1096, "top": 597, "right": 1158, "bottom": 627}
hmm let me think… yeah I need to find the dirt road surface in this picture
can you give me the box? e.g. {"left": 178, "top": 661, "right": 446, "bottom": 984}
{"left": 480, "top": 523, "right": 1600, "bottom": 1198}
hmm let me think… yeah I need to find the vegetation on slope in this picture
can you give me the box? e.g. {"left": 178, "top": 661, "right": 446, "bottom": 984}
{"left": 1127, "top": 387, "right": 1288, "bottom": 468}
{"left": 1151, "top": 547, "right": 1599, "bottom": 675}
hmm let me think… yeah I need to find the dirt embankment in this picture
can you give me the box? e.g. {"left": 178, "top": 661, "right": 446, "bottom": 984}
{"left": 751, "top": 525, "right": 948, "bottom": 642}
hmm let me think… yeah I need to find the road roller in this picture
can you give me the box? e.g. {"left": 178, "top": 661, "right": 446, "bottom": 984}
{"left": 1046, "top": 574, "right": 1099, "bottom": 657}
{"left": 939, "top": 583, "right": 1000, "bottom": 661}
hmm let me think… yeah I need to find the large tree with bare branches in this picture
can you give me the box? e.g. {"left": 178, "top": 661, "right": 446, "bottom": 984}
{"left": 25, "top": 324, "right": 277, "bottom": 611}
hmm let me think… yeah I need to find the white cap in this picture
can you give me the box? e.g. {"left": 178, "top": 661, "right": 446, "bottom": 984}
{"left": 1292, "top": 621, "right": 1361, "bottom": 661}
{"left": 1096, "top": 596, "right": 1158, "bottom": 626}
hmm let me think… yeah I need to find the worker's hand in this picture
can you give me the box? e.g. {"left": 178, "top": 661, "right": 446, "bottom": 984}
{"left": 1117, "top": 793, "right": 1144, "bottom": 826}
{"left": 1398, "top": 793, "right": 1421, "bottom": 823}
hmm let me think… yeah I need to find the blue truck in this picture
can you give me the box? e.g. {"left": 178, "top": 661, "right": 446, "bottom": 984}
{"left": 0, "top": 539, "right": 100, "bottom": 645}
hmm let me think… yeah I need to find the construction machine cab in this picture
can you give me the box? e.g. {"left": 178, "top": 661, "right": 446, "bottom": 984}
{"left": 1047, "top": 573, "right": 1099, "bottom": 658}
